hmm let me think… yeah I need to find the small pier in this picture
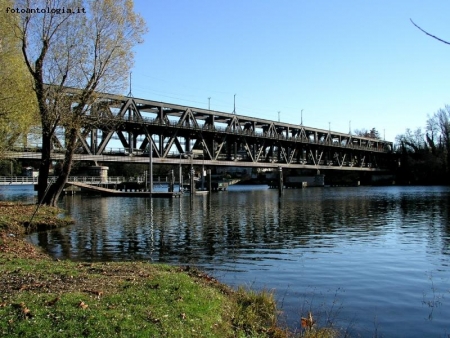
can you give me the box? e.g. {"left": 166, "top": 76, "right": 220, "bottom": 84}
{"left": 66, "top": 182, "right": 180, "bottom": 198}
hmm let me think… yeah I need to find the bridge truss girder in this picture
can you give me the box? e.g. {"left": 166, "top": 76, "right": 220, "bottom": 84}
{"left": 22, "top": 88, "right": 394, "bottom": 171}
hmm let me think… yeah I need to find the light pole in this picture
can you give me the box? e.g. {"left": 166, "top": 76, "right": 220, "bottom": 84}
{"left": 233, "top": 94, "right": 236, "bottom": 114}
{"left": 278, "top": 111, "right": 280, "bottom": 122}
{"left": 208, "top": 97, "right": 211, "bottom": 110}
{"left": 301, "top": 109, "right": 303, "bottom": 126}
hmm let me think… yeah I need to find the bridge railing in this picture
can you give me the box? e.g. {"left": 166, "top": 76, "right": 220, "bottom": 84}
{"left": 0, "top": 176, "right": 130, "bottom": 185}
{"left": 0, "top": 176, "right": 39, "bottom": 185}
{"left": 63, "top": 176, "right": 125, "bottom": 184}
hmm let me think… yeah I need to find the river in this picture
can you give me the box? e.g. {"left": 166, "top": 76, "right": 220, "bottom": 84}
{"left": 2, "top": 184, "right": 449, "bottom": 337}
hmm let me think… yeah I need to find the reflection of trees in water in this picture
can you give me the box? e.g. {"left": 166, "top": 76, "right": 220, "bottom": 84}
{"left": 32, "top": 187, "right": 450, "bottom": 262}
{"left": 398, "top": 189, "right": 450, "bottom": 257}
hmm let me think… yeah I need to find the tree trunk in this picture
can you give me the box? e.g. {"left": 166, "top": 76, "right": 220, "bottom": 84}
{"left": 46, "top": 126, "right": 78, "bottom": 207}
{"left": 37, "top": 133, "right": 52, "bottom": 203}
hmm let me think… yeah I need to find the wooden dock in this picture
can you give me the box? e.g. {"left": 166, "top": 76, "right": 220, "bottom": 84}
{"left": 66, "top": 182, "right": 180, "bottom": 198}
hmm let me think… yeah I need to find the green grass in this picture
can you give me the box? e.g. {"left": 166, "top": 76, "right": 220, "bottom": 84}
{"left": 0, "top": 202, "right": 73, "bottom": 234}
{"left": 0, "top": 258, "right": 290, "bottom": 337}
{"left": 0, "top": 203, "right": 339, "bottom": 337}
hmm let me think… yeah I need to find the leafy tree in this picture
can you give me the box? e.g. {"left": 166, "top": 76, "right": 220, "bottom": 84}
{"left": 0, "top": 0, "right": 37, "bottom": 157}
{"left": 13, "top": 0, "right": 147, "bottom": 205}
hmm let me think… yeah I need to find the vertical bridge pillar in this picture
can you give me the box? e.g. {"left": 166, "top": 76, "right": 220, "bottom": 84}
{"left": 190, "top": 166, "right": 195, "bottom": 196}
{"left": 278, "top": 166, "right": 283, "bottom": 196}
{"left": 207, "top": 169, "right": 211, "bottom": 192}
{"left": 169, "top": 170, "right": 174, "bottom": 192}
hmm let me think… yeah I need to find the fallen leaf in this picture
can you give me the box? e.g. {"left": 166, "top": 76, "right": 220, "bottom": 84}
{"left": 22, "top": 306, "right": 33, "bottom": 318}
{"left": 78, "top": 301, "right": 88, "bottom": 309}
{"left": 301, "top": 312, "right": 315, "bottom": 330}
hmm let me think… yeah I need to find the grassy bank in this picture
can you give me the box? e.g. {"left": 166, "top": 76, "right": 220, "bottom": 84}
{"left": 0, "top": 202, "right": 338, "bottom": 337}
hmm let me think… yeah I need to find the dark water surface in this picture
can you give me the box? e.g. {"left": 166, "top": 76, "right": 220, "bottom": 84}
{"left": 5, "top": 185, "right": 450, "bottom": 337}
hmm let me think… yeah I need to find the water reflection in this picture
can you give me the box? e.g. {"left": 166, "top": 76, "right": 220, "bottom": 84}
{"left": 27, "top": 187, "right": 450, "bottom": 265}
{"left": 0, "top": 185, "right": 36, "bottom": 203}
{"left": 24, "top": 185, "right": 450, "bottom": 337}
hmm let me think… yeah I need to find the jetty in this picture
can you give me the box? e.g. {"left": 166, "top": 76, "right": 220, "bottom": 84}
{"left": 66, "top": 181, "right": 180, "bottom": 198}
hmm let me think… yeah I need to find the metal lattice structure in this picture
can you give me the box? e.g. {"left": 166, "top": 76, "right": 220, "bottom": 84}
{"left": 12, "top": 87, "right": 394, "bottom": 171}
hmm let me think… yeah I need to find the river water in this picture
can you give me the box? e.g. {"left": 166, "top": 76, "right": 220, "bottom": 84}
{"left": 2, "top": 184, "right": 450, "bottom": 337}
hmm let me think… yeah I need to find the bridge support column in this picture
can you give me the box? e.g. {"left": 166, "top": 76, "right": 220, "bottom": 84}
{"left": 169, "top": 170, "right": 174, "bottom": 192}
{"left": 190, "top": 166, "right": 195, "bottom": 196}
{"left": 207, "top": 169, "right": 211, "bottom": 192}
{"left": 278, "top": 166, "right": 283, "bottom": 196}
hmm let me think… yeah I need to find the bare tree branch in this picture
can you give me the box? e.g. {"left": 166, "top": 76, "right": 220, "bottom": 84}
{"left": 410, "top": 19, "right": 450, "bottom": 45}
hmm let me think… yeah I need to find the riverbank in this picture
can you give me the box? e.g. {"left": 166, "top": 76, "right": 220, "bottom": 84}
{"left": 0, "top": 202, "right": 317, "bottom": 337}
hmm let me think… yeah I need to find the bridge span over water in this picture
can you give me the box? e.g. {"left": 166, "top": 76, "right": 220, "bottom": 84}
{"left": 9, "top": 87, "right": 394, "bottom": 171}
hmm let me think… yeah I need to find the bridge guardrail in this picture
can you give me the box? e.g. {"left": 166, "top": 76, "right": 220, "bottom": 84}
{"left": 0, "top": 176, "right": 177, "bottom": 186}
{"left": 0, "top": 176, "right": 39, "bottom": 184}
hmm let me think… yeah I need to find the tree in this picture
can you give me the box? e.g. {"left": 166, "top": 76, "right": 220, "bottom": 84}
{"left": 395, "top": 107, "right": 450, "bottom": 185}
{"left": 353, "top": 127, "right": 381, "bottom": 139}
{"left": 0, "top": 0, "right": 37, "bottom": 157}
{"left": 428, "top": 106, "right": 450, "bottom": 174}
{"left": 13, "top": 0, "right": 146, "bottom": 205}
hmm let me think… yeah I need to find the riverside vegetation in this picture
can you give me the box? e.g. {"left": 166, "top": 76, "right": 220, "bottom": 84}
{"left": 0, "top": 202, "right": 338, "bottom": 337}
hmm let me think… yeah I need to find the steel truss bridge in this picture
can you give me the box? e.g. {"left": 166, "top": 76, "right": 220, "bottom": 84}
{"left": 11, "top": 87, "right": 394, "bottom": 171}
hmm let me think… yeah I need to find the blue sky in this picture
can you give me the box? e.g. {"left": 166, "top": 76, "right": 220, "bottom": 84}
{"left": 129, "top": 1, "right": 450, "bottom": 143}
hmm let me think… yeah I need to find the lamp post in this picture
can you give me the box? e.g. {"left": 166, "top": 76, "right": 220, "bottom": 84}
{"left": 233, "top": 94, "right": 236, "bottom": 114}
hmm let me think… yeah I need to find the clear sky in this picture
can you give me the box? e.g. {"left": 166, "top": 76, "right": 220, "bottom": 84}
{"left": 129, "top": 0, "right": 450, "bottom": 143}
